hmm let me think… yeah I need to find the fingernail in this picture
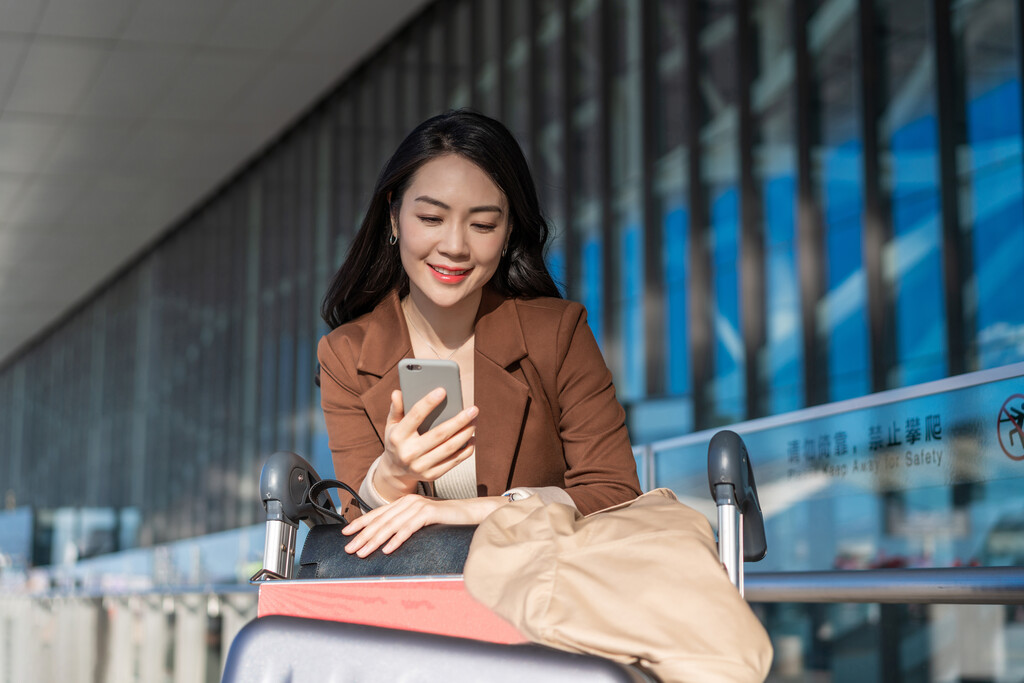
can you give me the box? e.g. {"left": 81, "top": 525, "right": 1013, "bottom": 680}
{"left": 430, "top": 387, "right": 445, "bottom": 398}
{"left": 466, "top": 405, "right": 479, "bottom": 417}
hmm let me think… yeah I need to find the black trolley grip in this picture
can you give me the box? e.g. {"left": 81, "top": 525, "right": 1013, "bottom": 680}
{"left": 707, "top": 430, "right": 767, "bottom": 596}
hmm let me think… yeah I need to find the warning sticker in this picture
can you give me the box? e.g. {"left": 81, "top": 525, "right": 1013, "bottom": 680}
{"left": 997, "top": 394, "right": 1024, "bottom": 461}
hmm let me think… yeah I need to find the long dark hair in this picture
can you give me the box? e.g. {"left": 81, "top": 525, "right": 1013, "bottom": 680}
{"left": 320, "top": 109, "right": 561, "bottom": 329}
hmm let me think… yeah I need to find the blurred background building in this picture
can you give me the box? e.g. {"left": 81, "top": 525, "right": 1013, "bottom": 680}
{"left": 0, "top": 0, "right": 1022, "bottom": 680}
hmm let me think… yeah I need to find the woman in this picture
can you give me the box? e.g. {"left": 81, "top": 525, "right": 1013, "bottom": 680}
{"left": 318, "top": 110, "right": 641, "bottom": 558}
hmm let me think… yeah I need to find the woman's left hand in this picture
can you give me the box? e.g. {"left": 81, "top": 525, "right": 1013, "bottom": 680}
{"left": 341, "top": 495, "right": 505, "bottom": 557}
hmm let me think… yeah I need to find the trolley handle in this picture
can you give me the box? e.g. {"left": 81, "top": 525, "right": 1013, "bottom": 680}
{"left": 253, "top": 451, "right": 339, "bottom": 581}
{"left": 707, "top": 430, "right": 767, "bottom": 595}
{"left": 259, "top": 450, "right": 339, "bottom": 528}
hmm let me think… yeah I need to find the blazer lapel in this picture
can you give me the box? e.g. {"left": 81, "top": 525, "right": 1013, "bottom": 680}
{"left": 472, "top": 290, "right": 530, "bottom": 496}
{"left": 356, "top": 291, "right": 412, "bottom": 445}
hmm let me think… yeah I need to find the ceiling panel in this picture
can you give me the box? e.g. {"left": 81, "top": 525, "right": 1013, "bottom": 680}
{"left": 0, "top": 117, "right": 62, "bottom": 172}
{"left": 295, "top": 3, "right": 406, "bottom": 57}
{"left": 3, "top": 174, "right": 87, "bottom": 225}
{"left": 121, "top": 0, "right": 230, "bottom": 45}
{"left": 37, "top": 0, "right": 136, "bottom": 39}
{"left": 74, "top": 45, "right": 187, "bottom": 119}
{"left": 5, "top": 39, "right": 108, "bottom": 114}
{"left": 0, "top": 0, "right": 48, "bottom": 34}
{"left": 68, "top": 173, "right": 155, "bottom": 225}
{"left": 0, "top": 310, "right": 57, "bottom": 337}
{"left": 0, "top": 0, "right": 432, "bottom": 366}
{"left": 153, "top": 49, "right": 269, "bottom": 122}
{"left": 0, "top": 175, "right": 25, "bottom": 217}
{"left": 0, "top": 36, "right": 31, "bottom": 96}
{"left": 41, "top": 120, "right": 135, "bottom": 175}
{"left": 109, "top": 119, "right": 198, "bottom": 179}
{"left": 221, "top": 54, "right": 339, "bottom": 126}
{"left": 0, "top": 222, "right": 29, "bottom": 267}
{"left": 204, "top": 0, "right": 324, "bottom": 52}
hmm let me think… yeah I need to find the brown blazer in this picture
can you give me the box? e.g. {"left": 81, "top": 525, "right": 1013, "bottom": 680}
{"left": 317, "top": 287, "right": 642, "bottom": 518}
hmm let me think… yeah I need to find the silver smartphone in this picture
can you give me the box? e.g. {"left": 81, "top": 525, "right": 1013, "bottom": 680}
{"left": 397, "top": 358, "right": 464, "bottom": 434}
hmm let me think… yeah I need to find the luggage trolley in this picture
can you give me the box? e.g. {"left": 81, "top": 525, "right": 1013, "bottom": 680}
{"left": 222, "top": 429, "right": 767, "bottom": 682}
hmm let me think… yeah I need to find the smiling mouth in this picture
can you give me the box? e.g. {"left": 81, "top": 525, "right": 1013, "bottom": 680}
{"left": 431, "top": 265, "right": 471, "bottom": 276}
{"left": 429, "top": 264, "right": 472, "bottom": 283}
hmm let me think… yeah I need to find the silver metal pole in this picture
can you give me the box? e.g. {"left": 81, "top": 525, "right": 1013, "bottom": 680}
{"left": 261, "top": 520, "right": 297, "bottom": 580}
{"left": 717, "top": 503, "right": 743, "bottom": 596}
{"left": 744, "top": 566, "right": 1024, "bottom": 604}
{"left": 642, "top": 444, "right": 656, "bottom": 492}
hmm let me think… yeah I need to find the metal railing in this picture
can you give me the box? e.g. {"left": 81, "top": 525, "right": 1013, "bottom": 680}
{"left": 632, "top": 361, "right": 1024, "bottom": 609}
{"left": 745, "top": 566, "right": 1024, "bottom": 604}
{"left": 0, "top": 586, "right": 257, "bottom": 683}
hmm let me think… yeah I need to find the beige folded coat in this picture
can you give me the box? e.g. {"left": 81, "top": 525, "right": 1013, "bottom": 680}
{"left": 464, "top": 488, "right": 773, "bottom": 683}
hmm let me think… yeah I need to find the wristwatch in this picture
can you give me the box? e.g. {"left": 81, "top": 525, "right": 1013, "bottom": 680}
{"left": 501, "top": 488, "right": 533, "bottom": 503}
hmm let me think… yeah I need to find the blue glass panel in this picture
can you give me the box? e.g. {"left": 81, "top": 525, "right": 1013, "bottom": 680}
{"left": 621, "top": 219, "right": 644, "bottom": 398}
{"left": 823, "top": 140, "right": 869, "bottom": 401}
{"left": 609, "top": 0, "right": 644, "bottom": 399}
{"left": 879, "top": 0, "right": 949, "bottom": 388}
{"left": 653, "top": 0, "right": 689, "bottom": 400}
{"left": 701, "top": 0, "right": 742, "bottom": 422}
{"left": 545, "top": 248, "right": 568, "bottom": 297}
{"left": 664, "top": 203, "right": 689, "bottom": 395}
{"left": 752, "top": 0, "right": 803, "bottom": 415}
{"left": 656, "top": 366, "right": 1024, "bottom": 572}
{"left": 967, "top": 80, "right": 1024, "bottom": 368}
{"left": 711, "top": 185, "right": 743, "bottom": 421}
{"left": 807, "top": 6, "right": 870, "bottom": 402}
{"left": 582, "top": 234, "right": 604, "bottom": 347}
{"left": 766, "top": 240, "right": 803, "bottom": 414}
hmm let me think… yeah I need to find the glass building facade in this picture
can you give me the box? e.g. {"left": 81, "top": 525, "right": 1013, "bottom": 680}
{"left": 1, "top": 0, "right": 1023, "bottom": 677}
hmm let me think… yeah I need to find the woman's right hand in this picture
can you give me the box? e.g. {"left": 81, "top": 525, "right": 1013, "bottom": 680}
{"left": 372, "top": 388, "right": 478, "bottom": 500}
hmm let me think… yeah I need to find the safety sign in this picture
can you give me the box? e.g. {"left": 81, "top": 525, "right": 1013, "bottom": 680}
{"left": 998, "top": 394, "right": 1024, "bottom": 461}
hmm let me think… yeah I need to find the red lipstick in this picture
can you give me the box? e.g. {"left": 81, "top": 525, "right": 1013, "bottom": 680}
{"left": 429, "top": 264, "right": 472, "bottom": 284}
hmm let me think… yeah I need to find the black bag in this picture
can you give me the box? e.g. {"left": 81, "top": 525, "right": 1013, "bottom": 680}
{"left": 295, "top": 478, "right": 477, "bottom": 579}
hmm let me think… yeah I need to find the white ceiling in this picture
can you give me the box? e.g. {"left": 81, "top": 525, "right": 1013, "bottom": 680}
{"left": 0, "top": 0, "right": 430, "bottom": 366}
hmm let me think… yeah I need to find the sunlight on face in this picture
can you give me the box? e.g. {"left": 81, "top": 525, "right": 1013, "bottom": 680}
{"left": 394, "top": 154, "right": 510, "bottom": 314}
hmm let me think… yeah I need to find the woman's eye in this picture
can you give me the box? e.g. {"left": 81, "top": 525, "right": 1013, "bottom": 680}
{"left": 473, "top": 224, "right": 497, "bottom": 232}
{"left": 418, "top": 215, "right": 442, "bottom": 225}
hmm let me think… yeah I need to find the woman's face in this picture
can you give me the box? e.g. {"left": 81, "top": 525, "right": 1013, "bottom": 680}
{"left": 393, "top": 154, "right": 509, "bottom": 312}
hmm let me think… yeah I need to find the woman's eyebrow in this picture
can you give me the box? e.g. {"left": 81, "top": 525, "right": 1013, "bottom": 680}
{"left": 414, "top": 195, "right": 503, "bottom": 214}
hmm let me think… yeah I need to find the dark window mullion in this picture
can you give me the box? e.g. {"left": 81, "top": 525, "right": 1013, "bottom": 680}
{"left": 793, "top": 0, "right": 829, "bottom": 406}
{"left": 468, "top": 0, "right": 480, "bottom": 111}
{"left": 597, "top": 0, "right": 618, "bottom": 370}
{"left": 685, "top": 0, "right": 712, "bottom": 428}
{"left": 496, "top": 0, "right": 507, "bottom": 120}
{"left": 525, "top": 0, "right": 540, "bottom": 166}
{"left": 560, "top": 0, "right": 578, "bottom": 300}
{"left": 296, "top": 130, "right": 316, "bottom": 458}
{"left": 418, "top": 15, "right": 431, "bottom": 116}
{"left": 641, "top": 0, "right": 664, "bottom": 397}
{"left": 737, "top": 0, "right": 766, "bottom": 418}
{"left": 932, "top": 0, "right": 973, "bottom": 375}
{"left": 858, "top": 0, "right": 895, "bottom": 393}
{"left": 444, "top": 0, "right": 456, "bottom": 105}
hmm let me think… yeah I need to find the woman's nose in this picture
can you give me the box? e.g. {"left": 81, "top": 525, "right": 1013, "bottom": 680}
{"left": 438, "top": 224, "right": 469, "bottom": 257}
